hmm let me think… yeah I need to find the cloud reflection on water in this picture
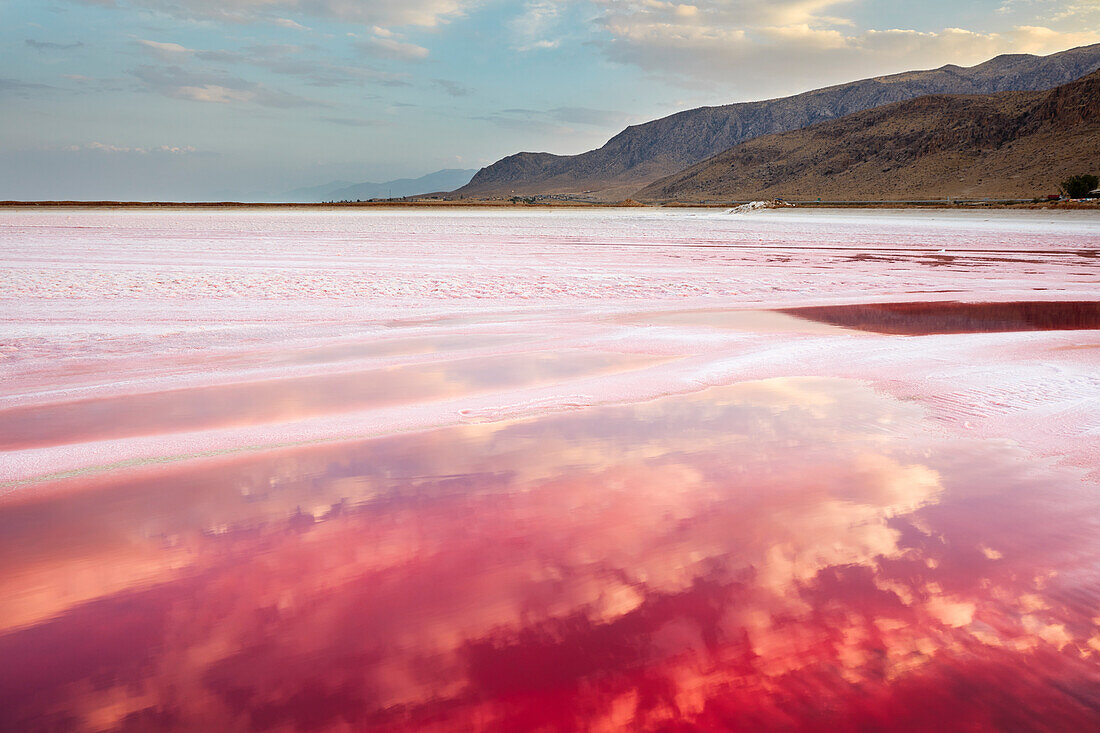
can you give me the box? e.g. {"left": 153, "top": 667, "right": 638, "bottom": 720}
{"left": 0, "top": 377, "right": 1097, "bottom": 731}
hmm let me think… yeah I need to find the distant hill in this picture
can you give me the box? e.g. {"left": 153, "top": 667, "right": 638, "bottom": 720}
{"left": 636, "top": 70, "right": 1100, "bottom": 202}
{"left": 455, "top": 44, "right": 1100, "bottom": 200}
{"left": 324, "top": 169, "right": 477, "bottom": 201}
{"left": 281, "top": 169, "right": 477, "bottom": 203}
{"left": 281, "top": 180, "right": 356, "bottom": 202}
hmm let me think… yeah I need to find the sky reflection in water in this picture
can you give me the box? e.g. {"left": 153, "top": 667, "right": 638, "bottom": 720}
{"left": 0, "top": 349, "right": 661, "bottom": 452}
{"left": 1, "top": 377, "right": 1098, "bottom": 731}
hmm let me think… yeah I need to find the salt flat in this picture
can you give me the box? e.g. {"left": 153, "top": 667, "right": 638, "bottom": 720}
{"left": 0, "top": 208, "right": 1098, "bottom": 731}
{"left": 1, "top": 208, "right": 1097, "bottom": 486}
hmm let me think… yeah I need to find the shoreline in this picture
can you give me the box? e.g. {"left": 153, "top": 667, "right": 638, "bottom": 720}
{"left": 2, "top": 199, "right": 1099, "bottom": 211}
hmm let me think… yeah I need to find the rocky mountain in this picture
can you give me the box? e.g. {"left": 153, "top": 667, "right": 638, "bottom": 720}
{"left": 636, "top": 70, "right": 1100, "bottom": 202}
{"left": 455, "top": 44, "right": 1100, "bottom": 200}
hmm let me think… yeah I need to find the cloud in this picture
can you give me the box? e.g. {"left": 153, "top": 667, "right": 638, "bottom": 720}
{"left": 483, "top": 105, "right": 630, "bottom": 132}
{"left": 1054, "top": 2, "right": 1100, "bottom": 23}
{"left": 589, "top": 0, "right": 1100, "bottom": 94}
{"left": 137, "top": 38, "right": 249, "bottom": 64}
{"left": 25, "top": 39, "right": 84, "bottom": 51}
{"left": 62, "top": 142, "right": 199, "bottom": 154}
{"left": 547, "top": 106, "right": 630, "bottom": 127}
{"left": 272, "top": 17, "right": 310, "bottom": 31}
{"left": 137, "top": 39, "right": 193, "bottom": 58}
{"left": 23, "top": 377, "right": 1072, "bottom": 731}
{"left": 132, "top": 64, "right": 315, "bottom": 107}
{"left": 0, "top": 77, "right": 53, "bottom": 96}
{"left": 510, "top": 1, "right": 564, "bottom": 51}
{"left": 998, "top": 1, "right": 1100, "bottom": 25}
{"left": 595, "top": 0, "right": 855, "bottom": 35}
{"left": 135, "top": 40, "right": 411, "bottom": 88}
{"left": 853, "top": 25, "right": 1100, "bottom": 65}
{"left": 432, "top": 79, "right": 472, "bottom": 97}
{"left": 357, "top": 35, "right": 430, "bottom": 61}
{"left": 259, "top": 57, "right": 412, "bottom": 88}
{"left": 61, "top": 74, "right": 129, "bottom": 93}
{"left": 321, "top": 116, "right": 384, "bottom": 127}
{"left": 74, "top": 0, "right": 475, "bottom": 29}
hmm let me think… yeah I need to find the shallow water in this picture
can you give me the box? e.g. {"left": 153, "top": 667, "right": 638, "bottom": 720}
{"left": 781, "top": 301, "right": 1100, "bottom": 335}
{"left": 0, "top": 350, "right": 662, "bottom": 451}
{"left": 1, "top": 208, "right": 1098, "bottom": 731}
{"left": 2, "top": 376, "right": 1098, "bottom": 731}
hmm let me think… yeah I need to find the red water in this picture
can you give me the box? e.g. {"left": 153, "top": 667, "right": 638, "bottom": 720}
{"left": 2, "top": 377, "right": 1097, "bottom": 732}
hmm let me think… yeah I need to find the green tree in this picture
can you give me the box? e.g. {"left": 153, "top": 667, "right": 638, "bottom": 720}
{"left": 1059, "top": 174, "right": 1099, "bottom": 198}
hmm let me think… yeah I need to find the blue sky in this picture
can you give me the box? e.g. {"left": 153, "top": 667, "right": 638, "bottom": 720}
{"left": 3, "top": 0, "right": 1099, "bottom": 200}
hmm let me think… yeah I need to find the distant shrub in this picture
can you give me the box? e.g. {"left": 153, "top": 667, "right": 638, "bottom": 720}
{"left": 1060, "top": 174, "right": 1099, "bottom": 198}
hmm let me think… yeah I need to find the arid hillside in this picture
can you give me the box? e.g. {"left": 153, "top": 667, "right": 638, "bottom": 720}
{"left": 637, "top": 70, "right": 1100, "bottom": 202}
{"left": 455, "top": 44, "right": 1100, "bottom": 200}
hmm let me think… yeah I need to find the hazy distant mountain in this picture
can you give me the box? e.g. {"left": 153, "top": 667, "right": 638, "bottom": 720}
{"left": 456, "top": 43, "right": 1100, "bottom": 200}
{"left": 280, "top": 180, "right": 356, "bottom": 202}
{"left": 272, "top": 169, "right": 477, "bottom": 202}
{"left": 287, "top": 169, "right": 475, "bottom": 202}
{"left": 637, "top": 69, "right": 1100, "bottom": 202}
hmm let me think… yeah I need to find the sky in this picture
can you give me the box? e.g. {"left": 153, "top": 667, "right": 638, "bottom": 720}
{"left": 2, "top": 0, "right": 1099, "bottom": 200}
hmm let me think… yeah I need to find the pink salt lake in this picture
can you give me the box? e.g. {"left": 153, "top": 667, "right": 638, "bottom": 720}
{"left": 0, "top": 208, "right": 1098, "bottom": 731}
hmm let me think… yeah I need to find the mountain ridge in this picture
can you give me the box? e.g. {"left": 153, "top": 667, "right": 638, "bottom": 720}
{"left": 273, "top": 169, "right": 477, "bottom": 203}
{"left": 454, "top": 44, "right": 1100, "bottom": 200}
{"left": 636, "top": 70, "right": 1100, "bottom": 202}
{"left": 324, "top": 169, "right": 477, "bottom": 202}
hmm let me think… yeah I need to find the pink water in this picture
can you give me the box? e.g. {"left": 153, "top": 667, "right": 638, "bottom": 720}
{"left": 1, "top": 208, "right": 1098, "bottom": 731}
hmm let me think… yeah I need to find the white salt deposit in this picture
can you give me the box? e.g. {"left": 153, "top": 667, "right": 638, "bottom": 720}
{"left": 725, "top": 200, "right": 793, "bottom": 213}
{"left": 0, "top": 207, "right": 1097, "bottom": 489}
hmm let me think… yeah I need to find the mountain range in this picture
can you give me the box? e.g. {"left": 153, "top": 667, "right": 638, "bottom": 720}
{"left": 280, "top": 169, "right": 477, "bottom": 203}
{"left": 454, "top": 44, "right": 1100, "bottom": 201}
{"left": 637, "top": 69, "right": 1100, "bottom": 202}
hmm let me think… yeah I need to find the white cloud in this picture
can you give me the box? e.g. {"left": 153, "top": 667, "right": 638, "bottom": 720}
{"left": 272, "top": 17, "right": 310, "bottom": 31}
{"left": 1000, "top": 1, "right": 1100, "bottom": 25}
{"left": 357, "top": 35, "right": 431, "bottom": 61}
{"left": 134, "top": 41, "right": 411, "bottom": 89}
{"left": 137, "top": 39, "right": 194, "bottom": 58}
{"left": 589, "top": 0, "right": 1100, "bottom": 95}
{"left": 594, "top": 0, "right": 855, "bottom": 34}
{"left": 71, "top": 0, "right": 1100, "bottom": 106}
{"left": 64, "top": 142, "right": 198, "bottom": 154}
{"left": 856, "top": 25, "right": 1100, "bottom": 64}
{"left": 132, "top": 64, "right": 316, "bottom": 107}
{"left": 523, "top": 39, "right": 560, "bottom": 50}
{"left": 173, "top": 84, "right": 258, "bottom": 104}
{"left": 1056, "top": 3, "right": 1100, "bottom": 23}
{"left": 77, "top": 0, "right": 476, "bottom": 29}
{"left": 510, "top": 1, "right": 564, "bottom": 51}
